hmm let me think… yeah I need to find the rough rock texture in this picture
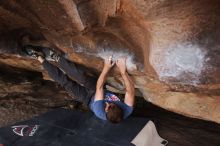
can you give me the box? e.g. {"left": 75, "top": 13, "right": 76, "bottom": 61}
{"left": 0, "top": 64, "right": 69, "bottom": 126}
{"left": 0, "top": 0, "right": 220, "bottom": 123}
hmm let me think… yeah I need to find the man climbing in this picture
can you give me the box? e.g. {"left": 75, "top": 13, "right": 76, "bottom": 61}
{"left": 25, "top": 46, "right": 135, "bottom": 123}
{"left": 91, "top": 56, "right": 135, "bottom": 123}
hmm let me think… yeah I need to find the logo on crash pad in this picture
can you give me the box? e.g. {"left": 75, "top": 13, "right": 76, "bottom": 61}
{"left": 11, "top": 125, "right": 39, "bottom": 136}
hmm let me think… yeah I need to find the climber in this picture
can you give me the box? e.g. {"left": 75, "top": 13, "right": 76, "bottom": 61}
{"left": 24, "top": 46, "right": 135, "bottom": 123}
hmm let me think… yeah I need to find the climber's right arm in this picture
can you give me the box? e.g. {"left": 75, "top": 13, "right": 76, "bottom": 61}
{"left": 116, "top": 58, "right": 135, "bottom": 107}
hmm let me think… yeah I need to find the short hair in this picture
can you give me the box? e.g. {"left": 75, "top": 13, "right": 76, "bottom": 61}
{"left": 106, "top": 103, "right": 123, "bottom": 123}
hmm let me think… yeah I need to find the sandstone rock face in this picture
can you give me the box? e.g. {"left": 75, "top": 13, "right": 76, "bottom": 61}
{"left": 0, "top": 0, "right": 220, "bottom": 123}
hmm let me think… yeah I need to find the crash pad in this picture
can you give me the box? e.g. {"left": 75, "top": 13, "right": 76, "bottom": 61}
{"left": 0, "top": 109, "right": 149, "bottom": 146}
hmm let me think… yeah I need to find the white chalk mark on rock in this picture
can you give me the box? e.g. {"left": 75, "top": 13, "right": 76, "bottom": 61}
{"left": 97, "top": 49, "right": 137, "bottom": 71}
{"left": 155, "top": 43, "right": 207, "bottom": 84}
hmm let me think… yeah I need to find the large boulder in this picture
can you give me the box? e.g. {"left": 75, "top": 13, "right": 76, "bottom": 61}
{"left": 0, "top": 0, "right": 219, "bottom": 123}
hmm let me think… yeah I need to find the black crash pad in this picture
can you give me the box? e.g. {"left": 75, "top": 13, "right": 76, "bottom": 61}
{"left": 0, "top": 109, "right": 149, "bottom": 146}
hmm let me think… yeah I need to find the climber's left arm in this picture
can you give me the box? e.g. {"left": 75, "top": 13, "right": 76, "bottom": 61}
{"left": 94, "top": 56, "right": 115, "bottom": 101}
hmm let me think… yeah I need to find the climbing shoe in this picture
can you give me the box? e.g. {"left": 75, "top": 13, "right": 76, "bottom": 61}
{"left": 42, "top": 48, "right": 60, "bottom": 62}
{"left": 22, "top": 45, "right": 44, "bottom": 59}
